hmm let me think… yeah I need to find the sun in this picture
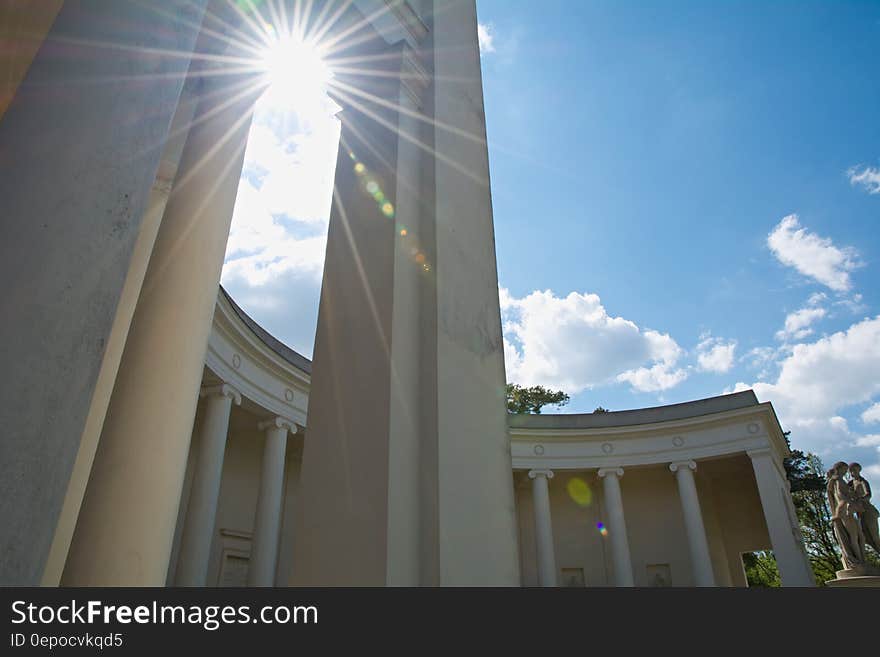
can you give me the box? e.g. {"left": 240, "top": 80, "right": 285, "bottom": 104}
{"left": 258, "top": 30, "right": 333, "bottom": 114}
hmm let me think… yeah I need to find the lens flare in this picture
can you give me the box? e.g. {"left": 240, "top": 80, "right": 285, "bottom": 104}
{"left": 566, "top": 477, "right": 592, "bottom": 507}
{"left": 597, "top": 522, "right": 608, "bottom": 537}
{"left": 381, "top": 202, "right": 395, "bottom": 217}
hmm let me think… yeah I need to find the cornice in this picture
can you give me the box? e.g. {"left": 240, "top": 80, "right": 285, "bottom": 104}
{"left": 510, "top": 404, "right": 789, "bottom": 458}
{"left": 510, "top": 408, "right": 785, "bottom": 472}
{"left": 206, "top": 291, "right": 309, "bottom": 427}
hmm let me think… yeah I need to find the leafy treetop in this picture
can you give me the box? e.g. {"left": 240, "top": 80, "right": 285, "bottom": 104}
{"left": 506, "top": 383, "right": 570, "bottom": 414}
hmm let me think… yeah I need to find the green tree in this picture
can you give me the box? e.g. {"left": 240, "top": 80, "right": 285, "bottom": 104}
{"left": 506, "top": 384, "right": 570, "bottom": 414}
{"left": 742, "top": 550, "right": 781, "bottom": 587}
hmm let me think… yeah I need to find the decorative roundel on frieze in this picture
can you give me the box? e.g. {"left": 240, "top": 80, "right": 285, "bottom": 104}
{"left": 747, "top": 422, "right": 760, "bottom": 434}
{"left": 672, "top": 436, "right": 684, "bottom": 447}
{"left": 601, "top": 442, "right": 614, "bottom": 454}
{"left": 232, "top": 353, "right": 241, "bottom": 369}
{"left": 284, "top": 388, "right": 294, "bottom": 402}
{"left": 534, "top": 444, "right": 545, "bottom": 455}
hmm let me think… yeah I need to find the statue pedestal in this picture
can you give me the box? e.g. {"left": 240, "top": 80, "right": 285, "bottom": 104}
{"left": 826, "top": 566, "right": 880, "bottom": 587}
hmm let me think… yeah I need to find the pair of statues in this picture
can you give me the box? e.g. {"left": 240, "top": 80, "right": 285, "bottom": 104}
{"left": 826, "top": 462, "right": 879, "bottom": 571}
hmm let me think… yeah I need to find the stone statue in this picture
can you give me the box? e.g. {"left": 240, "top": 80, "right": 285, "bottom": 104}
{"left": 826, "top": 461, "right": 865, "bottom": 570}
{"left": 849, "top": 462, "right": 880, "bottom": 555}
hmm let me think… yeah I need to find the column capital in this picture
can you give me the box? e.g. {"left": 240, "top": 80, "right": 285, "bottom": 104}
{"left": 748, "top": 447, "right": 788, "bottom": 484}
{"left": 669, "top": 460, "right": 697, "bottom": 473}
{"left": 528, "top": 469, "right": 554, "bottom": 480}
{"left": 258, "top": 416, "right": 296, "bottom": 434}
{"left": 598, "top": 467, "right": 624, "bottom": 479}
{"left": 200, "top": 383, "right": 241, "bottom": 406}
{"left": 746, "top": 447, "right": 774, "bottom": 460}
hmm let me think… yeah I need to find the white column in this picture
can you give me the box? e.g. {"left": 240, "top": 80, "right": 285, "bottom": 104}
{"left": 670, "top": 460, "right": 715, "bottom": 586}
{"left": 175, "top": 384, "right": 240, "bottom": 586}
{"left": 748, "top": 448, "right": 815, "bottom": 586}
{"left": 598, "top": 467, "right": 634, "bottom": 586}
{"left": 528, "top": 469, "right": 558, "bottom": 587}
{"left": 0, "top": 0, "right": 209, "bottom": 586}
{"left": 61, "top": 68, "right": 262, "bottom": 586}
{"left": 248, "top": 417, "right": 294, "bottom": 587}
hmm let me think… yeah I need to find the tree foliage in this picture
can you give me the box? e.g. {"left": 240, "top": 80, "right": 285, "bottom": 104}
{"left": 505, "top": 384, "right": 570, "bottom": 414}
{"left": 742, "top": 550, "right": 781, "bottom": 587}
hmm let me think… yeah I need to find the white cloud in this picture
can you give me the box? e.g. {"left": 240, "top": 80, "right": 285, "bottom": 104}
{"left": 835, "top": 292, "right": 867, "bottom": 315}
{"left": 239, "top": 112, "right": 340, "bottom": 225}
{"left": 501, "top": 289, "right": 686, "bottom": 394}
{"left": 848, "top": 165, "right": 880, "bottom": 195}
{"left": 477, "top": 23, "right": 496, "bottom": 54}
{"left": 862, "top": 402, "right": 880, "bottom": 425}
{"left": 742, "top": 346, "right": 780, "bottom": 379}
{"left": 767, "top": 214, "right": 860, "bottom": 292}
{"left": 735, "top": 316, "right": 880, "bottom": 456}
{"left": 617, "top": 362, "right": 688, "bottom": 393}
{"left": 696, "top": 335, "right": 737, "bottom": 373}
{"left": 775, "top": 306, "right": 826, "bottom": 341}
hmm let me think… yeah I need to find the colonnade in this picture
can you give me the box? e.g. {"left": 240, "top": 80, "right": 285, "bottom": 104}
{"left": 175, "top": 385, "right": 295, "bottom": 587}
{"left": 526, "top": 450, "right": 813, "bottom": 587}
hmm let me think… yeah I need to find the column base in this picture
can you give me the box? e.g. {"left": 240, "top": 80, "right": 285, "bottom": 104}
{"left": 826, "top": 565, "right": 880, "bottom": 587}
{"left": 826, "top": 575, "right": 880, "bottom": 588}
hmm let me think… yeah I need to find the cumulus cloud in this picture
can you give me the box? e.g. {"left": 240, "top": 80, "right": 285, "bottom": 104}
{"left": 767, "top": 214, "right": 860, "bottom": 292}
{"left": 775, "top": 307, "right": 826, "bottom": 341}
{"left": 775, "top": 294, "right": 827, "bottom": 342}
{"left": 848, "top": 165, "right": 880, "bottom": 195}
{"left": 224, "top": 179, "right": 328, "bottom": 284}
{"left": 731, "top": 316, "right": 880, "bottom": 458}
{"left": 477, "top": 23, "right": 496, "bottom": 54}
{"left": 500, "top": 289, "right": 686, "bottom": 394}
{"left": 617, "top": 362, "right": 688, "bottom": 393}
{"left": 696, "top": 334, "right": 737, "bottom": 373}
{"left": 862, "top": 403, "right": 880, "bottom": 425}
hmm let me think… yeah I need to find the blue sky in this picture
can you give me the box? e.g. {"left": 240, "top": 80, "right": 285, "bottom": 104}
{"left": 222, "top": 0, "right": 880, "bottom": 474}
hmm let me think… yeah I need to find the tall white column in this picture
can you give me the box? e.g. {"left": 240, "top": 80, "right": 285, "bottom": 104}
{"left": 0, "top": 0, "right": 209, "bottom": 586}
{"left": 292, "top": 2, "right": 520, "bottom": 587}
{"left": 528, "top": 469, "right": 558, "bottom": 587}
{"left": 598, "top": 467, "right": 634, "bottom": 586}
{"left": 175, "top": 384, "right": 240, "bottom": 586}
{"left": 748, "top": 448, "right": 815, "bottom": 586}
{"left": 248, "top": 417, "right": 294, "bottom": 587}
{"left": 62, "top": 68, "right": 262, "bottom": 585}
{"left": 670, "top": 460, "right": 715, "bottom": 586}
